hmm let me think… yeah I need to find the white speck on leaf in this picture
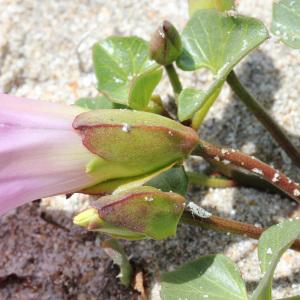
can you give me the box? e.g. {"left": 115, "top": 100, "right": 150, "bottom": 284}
{"left": 144, "top": 196, "right": 154, "bottom": 202}
{"left": 122, "top": 123, "right": 131, "bottom": 133}
{"left": 113, "top": 77, "right": 123, "bottom": 83}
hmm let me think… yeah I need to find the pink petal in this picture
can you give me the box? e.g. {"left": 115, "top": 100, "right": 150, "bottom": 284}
{"left": 0, "top": 94, "right": 96, "bottom": 215}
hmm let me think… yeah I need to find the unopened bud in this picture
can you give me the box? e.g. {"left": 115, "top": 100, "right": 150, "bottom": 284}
{"left": 73, "top": 186, "right": 185, "bottom": 240}
{"left": 149, "top": 20, "right": 182, "bottom": 65}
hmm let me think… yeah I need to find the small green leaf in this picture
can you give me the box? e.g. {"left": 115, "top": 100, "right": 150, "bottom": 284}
{"left": 188, "top": 0, "right": 235, "bottom": 15}
{"left": 178, "top": 88, "right": 206, "bottom": 121}
{"left": 178, "top": 82, "right": 223, "bottom": 123}
{"left": 128, "top": 66, "right": 163, "bottom": 109}
{"left": 75, "top": 95, "right": 126, "bottom": 110}
{"left": 161, "top": 254, "right": 249, "bottom": 300}
{"left": 251, "top": 220, "right": 300, "bottom": 300}
{"left": 93, "top": 36, "right": 162, "bottom": 109}
{"left": 176, "top": 9, "right": 268, "bottom": 122}
{"left": 101, "top": 239, "right": 133, "bottom": 286}
{"left": 146, "top": 166, "right": 188, "bottom": 196}
{"left": 272, "top": 0, "right": 300, "bottom": 49}
{"left": 191, "top": 85, "right": 223, "bottom": 127}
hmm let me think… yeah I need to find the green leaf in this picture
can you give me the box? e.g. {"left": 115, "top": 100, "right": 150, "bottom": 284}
{"left": 101, "top": 239, "right": 133, "bottom": 286}
{"left": 188, "top": 0, "right": 235, "bottom": 15}
{"left": 251, "top": 220, "right": 300, "bottom": 300}
{"left": 93, "top": 36, "right": 162, "bottom": 109}
{"left": 176, "top": 9, "right": 268, "bottom": 122}
{"left": 178, "top": 88, "right": 205, "bottom": 121}
{"left": 75, "top": 95, "right": 126, "bottom": 110}
{"left": 272, "top": 0, "right": 300, "bottom": 49}
{"left": 178, "top": 86, "right": 222, "bottom": 122}
{"left": 128, "top": 67, "right": 163, "bottom": 109}
{"left": 145, "top": 166, "right": 188, "bottom": 196}
{"left": 161, "top": 254, "right": 249, "bottom": 300}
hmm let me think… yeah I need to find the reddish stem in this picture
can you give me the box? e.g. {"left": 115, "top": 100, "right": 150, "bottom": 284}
{"left": 195, "top": 140, "right": 300, "bottom": 203}
{"left": 181, "top": 210, "right": 300, "bottom": 252}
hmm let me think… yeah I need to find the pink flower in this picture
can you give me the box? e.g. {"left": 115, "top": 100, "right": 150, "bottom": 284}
{"left": 0, "top": 94, "right": 97, "bottom": 215}
{"left": 0, "top": 94, "right": 199, "bottom": 216}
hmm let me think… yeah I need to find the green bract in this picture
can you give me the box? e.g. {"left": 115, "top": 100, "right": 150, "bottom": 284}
{"left": 149, "top": 20, "right": 182, "bottom": 66}
{"left": 73, "top": 109, "right": 199, "bottom": 194}
{"left": 93, "top": 36, "right": 162, "bottom": 110}
{"left": 176, "top": 9, "right": 268, "bottom": 126}
{"left": 73, "top": 186, "right": 185, "bottom": 240}
{"left": 272, "top": 0, "right": 300, "bottom": 49}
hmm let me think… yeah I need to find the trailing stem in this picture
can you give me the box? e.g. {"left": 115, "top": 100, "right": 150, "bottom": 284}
{"left": 194, "top": 140, "right": 300, "bottom": 203}
{"left": 181, "top": 210, "right": 300, "bottom": 252}
{"left": 227, "top": 70, "right": 300, "bottom": 168}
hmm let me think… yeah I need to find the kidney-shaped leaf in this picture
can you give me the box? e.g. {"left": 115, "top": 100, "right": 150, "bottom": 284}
{"left": 93, "top": 36, "right": 162, "bottom": 109}
{"left": 251, "top": 220, "right": 300, "bottom": 300}
{"left": 161, "top": 254, "right": 249, "bottom": 300}
{"left": 272, "top": 0, "right": 300, "bottom": 49}
{"left": 176, "top": 9, "right": 268, "bottom": 122}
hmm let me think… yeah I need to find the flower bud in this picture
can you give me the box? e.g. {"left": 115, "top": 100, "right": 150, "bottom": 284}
{"left": 73, "top": 186, "right": 185, "bottom": 240}
{"left": 149, "top": 20, "right": 182, "bottom": 66}
{"left": 73, "top": 109, "right": 199, "bottom": 194}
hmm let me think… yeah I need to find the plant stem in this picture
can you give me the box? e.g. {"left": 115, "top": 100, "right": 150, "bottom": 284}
{"left": 181, "top": 210, "right": 300, "bottom": 252}
{"left": 194, "top": 140, "right": 300, "bottom": 203}
{"left": 227, "top": 70, "right": 300, "bottom": 168}
{"left": 187, "top": 171, "right": 236, "bottom": 188}
{"left": 165, "top": 64, "right": 182, "bottom": 96}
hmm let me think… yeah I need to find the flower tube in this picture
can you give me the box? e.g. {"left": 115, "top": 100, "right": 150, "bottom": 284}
{"left": 0, "top": 94, "right": 98, "bottom": 215}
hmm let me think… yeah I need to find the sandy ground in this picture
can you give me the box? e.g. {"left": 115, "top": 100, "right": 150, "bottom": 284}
{"left": 1, "top": 0, "right": 300, "bottom": 299}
